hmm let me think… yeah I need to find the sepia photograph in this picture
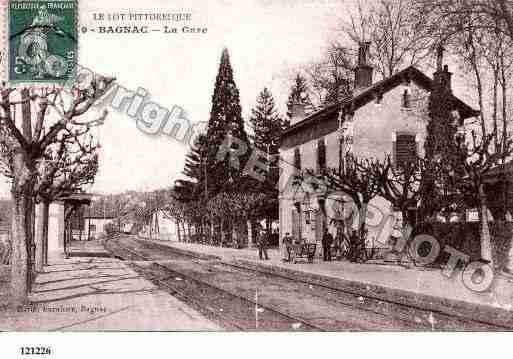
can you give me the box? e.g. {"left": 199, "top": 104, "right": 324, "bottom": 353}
{"left": 0, "top": 0, "right": 513, "bottom": 356}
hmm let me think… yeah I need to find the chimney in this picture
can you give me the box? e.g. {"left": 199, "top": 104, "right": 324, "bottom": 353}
{"left": 433, "top": 44, "right": 452, "bottom": 93}
{"left": 354, "top": 42, "right": 373, "bottom": 91}
{"left": 290, "top": 102, "right": 306, "bottom": 125}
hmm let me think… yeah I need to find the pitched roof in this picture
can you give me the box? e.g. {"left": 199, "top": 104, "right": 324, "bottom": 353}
{"left": 58, "top": 192, "right": 94, "bottom": 204}
{"left": 282, "top": 66, "right": 479, "bottom": 138}
{"left": 83, "top": 204, "right": 118, "bottom": 218}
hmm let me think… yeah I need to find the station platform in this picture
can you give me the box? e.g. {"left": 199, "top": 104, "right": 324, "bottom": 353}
{"left": 0, "top": 240, "right": 220, "bottom": 331}
{"left": 143, "top": 238, "right": 513, "bottom": 327}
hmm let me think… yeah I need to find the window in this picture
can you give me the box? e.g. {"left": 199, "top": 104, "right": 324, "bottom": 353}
{"left": 293, "top": 147, "right": 301, "bottom": 171}
{"left": 402, "top": 89, "right": 411, "bottom": 108}
{"left": 89, "top": 224, "right": 96, "bottom": 232}
{"left": 394, "top": 133, "right": 417, "bottom": 166}
{"left": 317, "top": 138, "right": 326, "bottom": 171}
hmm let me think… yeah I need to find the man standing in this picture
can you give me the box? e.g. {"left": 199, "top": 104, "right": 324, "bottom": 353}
{"left": 257, "top": 229, "right": 269, "bottom": 260}
{"left": 322, "top": 228, "right": 334, "bottom": 261}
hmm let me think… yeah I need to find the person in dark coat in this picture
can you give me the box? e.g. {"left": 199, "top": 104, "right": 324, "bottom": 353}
{"left": 322, "top": 228, "right": 334, "bottom": 261}
{"left": 257, "top": 229, "right": 269, "bottom": 260}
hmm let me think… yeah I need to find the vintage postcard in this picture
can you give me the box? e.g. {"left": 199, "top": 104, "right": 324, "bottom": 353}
{"left": 0, "top": 0, "right": 513, "bottom": 356}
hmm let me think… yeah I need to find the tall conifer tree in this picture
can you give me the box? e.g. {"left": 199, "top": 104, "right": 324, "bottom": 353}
{"left": 250, "top": 87, "right": 288, "bottom": 155}
{"left": 422, "top": 64, "right": 461, "bottom": 220}
{"left": 248, "top": 88, "right": 288, "bottom": 225}
{"left": 175, "top": 134, "right": 209, "bottom": 202}
{"left": 206, "top": 48, "right": 249, "bottom": 193}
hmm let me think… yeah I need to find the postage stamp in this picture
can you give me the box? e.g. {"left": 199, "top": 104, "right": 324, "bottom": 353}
{"left": 8, "top": 0, "right": 77, "bottom": 83}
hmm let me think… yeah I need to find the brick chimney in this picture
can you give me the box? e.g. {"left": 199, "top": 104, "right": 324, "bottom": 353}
{"left": 354, "top": 42, "right": 373, "bottom": 91}
{"left": 290, "top": 102, "right": 306, "bottom": 125}
{"left": 433, "top": 45, "right": 452, "bottom": 93}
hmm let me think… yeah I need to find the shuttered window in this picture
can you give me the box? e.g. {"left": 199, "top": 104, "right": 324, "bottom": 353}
{"left": 294, "top": 147, "right": 301, "bottom": 171}
{"left": 292, "top": 210, "right": 301, "bottom": 239}
{"left": 317, "top": 138, "right": 326, "bottom": 171}
{"left": 395, "top": 134, "right": 417, "bottom": 165}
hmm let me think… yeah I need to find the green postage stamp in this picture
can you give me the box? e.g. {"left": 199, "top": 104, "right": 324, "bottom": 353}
{"left": 8, "top": 0, "right": 77, "bottom": 82}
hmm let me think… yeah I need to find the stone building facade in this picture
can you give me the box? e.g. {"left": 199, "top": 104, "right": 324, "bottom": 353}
{"left": 278, "top": 45, "right": 478, "bottom": 255}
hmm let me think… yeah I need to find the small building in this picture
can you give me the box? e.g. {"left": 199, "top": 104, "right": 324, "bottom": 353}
{"left": 278, "top": 43, "right": 477, "bottom": 255}
{"left": 83, "top": 215, "right": 116, "bottom": 240}
{"left": 77, "top": 202, "right": 118, "bottom": 240}
{"left": 139, "top": 209, "right": 178, "bottom": 241}
{"left": 35, "top": 193, "right": 93, "bottom": 257}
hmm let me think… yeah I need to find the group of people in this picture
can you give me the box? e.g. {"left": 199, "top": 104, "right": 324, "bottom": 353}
{"left": 255, "top": 226, "right": 351, "bottom": 263}
{"left": 280, "top": 228, "right": 342, "bottom": 262}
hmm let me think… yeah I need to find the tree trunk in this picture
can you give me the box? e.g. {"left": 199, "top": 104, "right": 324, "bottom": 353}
{"left": 149, "top": 215, "right": 153, "bottom": 239}
{"left": 26, "top": 196, "right": 35, "bottom": 289}
{"left": 10, "top": 193, "right": 30, "bottom": 304}
{"left": 220, "top": 219, "right": 224, "bottom": 247}
{"left": 155, "top": 212, "right": 160, "bottom": 236}
{"left": 247, "top": 220, "right": 253, "bottom": 248}
{"left": 42, "top": 200, "right": 50, "bottom": 266}
{"left": 478, "top": 185, "right": 493, "bottom": 266}
{"left": 35, "top": 202, "right": 44, "bottom": 272}
{"left": 232, "top": 223, "right": 238, "bottom": 248}
{"left": 176, "top": 219, "right": 181, "bottom": 242}
{"left": 359, "top": 203, "right": 368, "bottom": 240}
{"left": 210, "top": 220, "right": 214, "bottom": 245}
{"left": 506, "top": 226, "right": 513, "bottom": 274}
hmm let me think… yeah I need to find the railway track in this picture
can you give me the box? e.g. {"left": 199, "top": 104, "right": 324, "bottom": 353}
{"left": 104, "top": 236, "right": 511, "bottom": 331}
{"left": 105, "top": 237, "right": 324, "bottom": 331}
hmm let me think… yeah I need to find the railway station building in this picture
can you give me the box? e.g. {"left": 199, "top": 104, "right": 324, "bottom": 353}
{"left": 278, "top": 43, "right": 478, "bottom": 256}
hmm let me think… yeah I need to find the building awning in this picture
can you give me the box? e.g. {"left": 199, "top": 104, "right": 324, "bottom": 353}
{"left": 57, "top": 192, "right": 94, "bottom": 205}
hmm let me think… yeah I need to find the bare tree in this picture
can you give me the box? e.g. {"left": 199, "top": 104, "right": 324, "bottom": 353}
{"left": 302, "top": 152, "right": 389, "bottom": 261}
{"left": 0, "top": 76, "right": 113, "bottom": 304}
{"left": 34, "top": 131, "right": 99, "bottom": 272}
{"left": 455, "top": 130, "right": 513, "bottom": 266}
{"left": 417, "top": 0, "right": 513, "bottom": 44}
{"left": 342, "top": 0, "right": 431, "bottom": 79}
{"left": 303, "top": 45, "right": 354, "bottom": 107}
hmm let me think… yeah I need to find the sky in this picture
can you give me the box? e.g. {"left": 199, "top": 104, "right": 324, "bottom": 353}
{"left": 0, "top": 0, "right": 348, "bottom": 197}
{"left": 0, "top": 0, "right": 477, "bottom": 198}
